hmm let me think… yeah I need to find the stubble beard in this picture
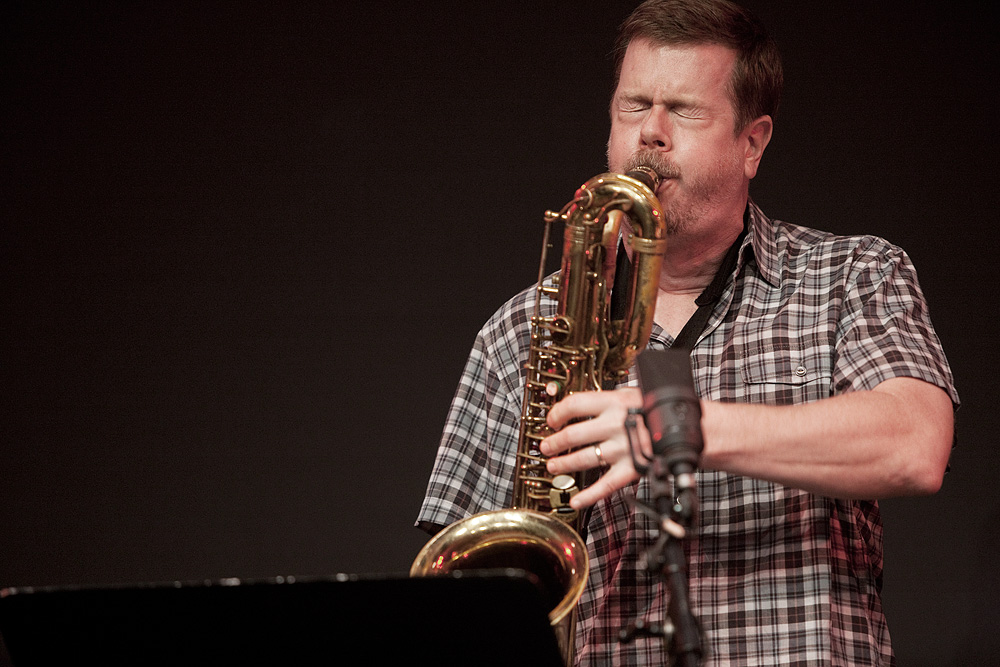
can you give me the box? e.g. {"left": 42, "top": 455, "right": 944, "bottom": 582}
{"left": 617, "top": 148, "right": 745, "bottom": 236}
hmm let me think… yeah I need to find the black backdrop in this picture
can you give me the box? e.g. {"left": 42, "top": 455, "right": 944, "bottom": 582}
{"left": 4, "top": 2, "right": 997, "bottom": 664}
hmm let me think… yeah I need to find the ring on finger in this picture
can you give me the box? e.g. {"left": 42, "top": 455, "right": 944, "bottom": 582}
{"left": 593, "top": 445, "right": 608, "bottom": 469}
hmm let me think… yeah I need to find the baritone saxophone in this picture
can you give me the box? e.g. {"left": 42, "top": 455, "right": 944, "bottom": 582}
{"left": 411, "top": 167, "right": 666, "bottom": 666}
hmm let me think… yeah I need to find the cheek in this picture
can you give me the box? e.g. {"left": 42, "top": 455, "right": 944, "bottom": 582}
{"left": 606, "top": 125, "right": 630, "bottom": 170}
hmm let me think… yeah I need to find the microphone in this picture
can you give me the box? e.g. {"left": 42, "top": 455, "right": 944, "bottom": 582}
{"left": 629, "top": 349, "right": 706, "bottom": 665}
{"left": 635, "top": 348, "right": 703, "bottom": 521}
{"left": 637, "top": 349, "right": 703, "bottom": 472}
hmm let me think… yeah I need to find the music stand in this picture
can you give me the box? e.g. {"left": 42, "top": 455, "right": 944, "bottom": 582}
{"left": 0, "top": 569, "right": 563, "bottom": 666}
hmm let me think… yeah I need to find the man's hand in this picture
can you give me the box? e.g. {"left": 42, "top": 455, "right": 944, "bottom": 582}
{"left": 539, "top": 377, "right": 954, "bottom": 508}
{"left": 540, "top": 388, "right": 647, "bottom": 509}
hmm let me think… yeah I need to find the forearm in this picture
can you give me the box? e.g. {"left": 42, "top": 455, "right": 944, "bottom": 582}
{"left": 700, "top": 377, "right": 954, "bottom": 499}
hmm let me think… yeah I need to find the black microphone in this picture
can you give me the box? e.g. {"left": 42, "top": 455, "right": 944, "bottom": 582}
{"left": 637, "top": 349, "right": 703, "bottom": 473}
{"left": 633, "top": 349, "right": 705, "bottom": 666}
{"left": 636, "top": 348, "right": 703, "bottom": 522}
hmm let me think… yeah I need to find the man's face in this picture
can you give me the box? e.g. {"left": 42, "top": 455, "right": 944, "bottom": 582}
{"left": 608, "top": 39, "right": 751, "bottom": 236}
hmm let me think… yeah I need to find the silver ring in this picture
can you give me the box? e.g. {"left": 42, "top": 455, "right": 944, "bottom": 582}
{"left": 594, "top": 445, "right": 608, "bottom": 468}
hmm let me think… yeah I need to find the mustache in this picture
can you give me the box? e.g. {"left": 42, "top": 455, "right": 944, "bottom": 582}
{"left": 621, "top": 150, "right": 680, "bottom": 180}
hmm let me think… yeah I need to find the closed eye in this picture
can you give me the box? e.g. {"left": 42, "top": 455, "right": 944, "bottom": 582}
{"left": 616, "top": 94, "right": 650, "bottom": 113}
{"left": 671, "top": 106, "right": 705, "bottom": 119}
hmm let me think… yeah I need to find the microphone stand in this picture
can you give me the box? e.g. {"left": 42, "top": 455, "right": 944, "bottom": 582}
{"left": 621, "top": 412, "right": 704, "bottom": 667}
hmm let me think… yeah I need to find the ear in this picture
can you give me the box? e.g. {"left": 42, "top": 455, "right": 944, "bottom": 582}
{"left": 743, "top": 115, "right": 773, "bottom": 180}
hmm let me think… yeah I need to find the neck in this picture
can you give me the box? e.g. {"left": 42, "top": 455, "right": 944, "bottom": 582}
{"left": 636, "top": 205, "right": 746, "bottom": 336}
{"left": 658, "top": 227, "right": 740, "bottom": 293}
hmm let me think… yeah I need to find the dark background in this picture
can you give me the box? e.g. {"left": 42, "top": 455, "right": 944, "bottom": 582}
{"left": 3, "top": 2, "right": 997, "bottom": 664}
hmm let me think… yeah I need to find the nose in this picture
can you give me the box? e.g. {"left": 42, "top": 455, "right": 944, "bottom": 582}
{"left": 639, "top": 106, "right": 671, "bottom": 151}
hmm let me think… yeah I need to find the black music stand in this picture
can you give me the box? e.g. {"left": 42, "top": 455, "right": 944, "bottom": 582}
{"left": 0, "top": 569, "right": 563, "bottom": 666}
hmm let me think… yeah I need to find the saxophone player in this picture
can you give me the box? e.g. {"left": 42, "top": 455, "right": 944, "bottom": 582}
{"left": 417, "top": 1, "right": 957, "bottom": 665}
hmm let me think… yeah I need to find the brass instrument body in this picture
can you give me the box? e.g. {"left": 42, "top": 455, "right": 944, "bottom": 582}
{"left": 513, "top": 171, "right": 666, "bottom": 524}
{"left": 411, "top": 170, "right": 665, "bottom": 665}
{"left": 409, "top": 509, "right": 589, "bottom": 629}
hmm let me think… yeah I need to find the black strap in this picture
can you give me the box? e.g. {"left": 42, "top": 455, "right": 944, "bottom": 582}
{"left": 609, "top": 237, "right": 634, "bottom": 323}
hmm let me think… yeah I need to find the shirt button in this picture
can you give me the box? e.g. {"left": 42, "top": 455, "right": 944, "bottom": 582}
{"left": 795, "top": 365, "right": 807, "bottom": 377}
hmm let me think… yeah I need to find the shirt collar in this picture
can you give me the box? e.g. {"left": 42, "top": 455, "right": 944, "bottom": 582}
{"left": 646, "top": 199, "right": 779, "bottom": 346}
{"left": 743, "top": 199, "right": 781, "bottom": 288}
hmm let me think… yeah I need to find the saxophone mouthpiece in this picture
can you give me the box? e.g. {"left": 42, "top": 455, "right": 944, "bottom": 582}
{"left": 625, "top": 166, "right": 661, "bottom": 191}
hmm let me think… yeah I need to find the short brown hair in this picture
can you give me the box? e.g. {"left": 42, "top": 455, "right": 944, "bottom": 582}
{"left": 612, "top": 0, "right": 783, "bottom": 133}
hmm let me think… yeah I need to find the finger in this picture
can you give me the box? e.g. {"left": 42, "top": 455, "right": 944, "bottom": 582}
{"left": 547, "top": 388, "right": 641, "bottom": 431}
{"left": 545, "top": 392, "right": 608, "bottom": 432}
{"left": 570, "top": 464, "right": 640, "bottom": 509}
{"left": 546, "top": 444, "right": 605, "bottom": 475}
{"left": 541, "top": 416, "right": 618, "bottom": 456}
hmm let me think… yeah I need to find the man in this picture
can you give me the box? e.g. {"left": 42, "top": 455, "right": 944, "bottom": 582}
{"left": 417, "top": 1, "right": 958, "bottom": 665}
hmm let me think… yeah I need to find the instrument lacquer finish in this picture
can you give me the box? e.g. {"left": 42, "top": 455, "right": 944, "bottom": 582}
{"left": 412, "top": 168, "right": 665, "bottom": 666}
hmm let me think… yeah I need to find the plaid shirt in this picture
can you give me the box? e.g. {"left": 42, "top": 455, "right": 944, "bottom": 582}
{"left": 417, "top": 201, "right": 958, "bottom": 666}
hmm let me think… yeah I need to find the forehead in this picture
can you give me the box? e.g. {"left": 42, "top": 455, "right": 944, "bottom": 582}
{"left": 616, "top": 38, "right": 737, "bottom": 105}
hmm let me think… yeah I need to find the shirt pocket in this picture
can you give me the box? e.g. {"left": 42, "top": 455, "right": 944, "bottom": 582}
{"left": 739, "top": 341, "right": 833, "bottom": 405}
